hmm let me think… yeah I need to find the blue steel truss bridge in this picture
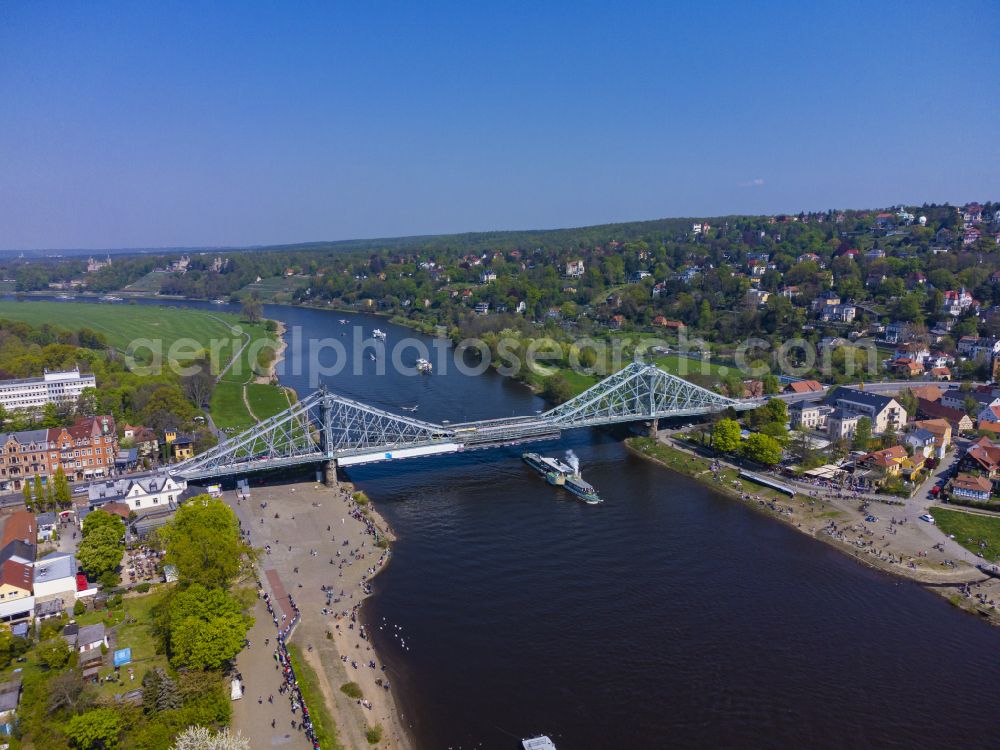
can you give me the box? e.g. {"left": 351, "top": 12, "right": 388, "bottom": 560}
{"left": 172, "top": 362, "right": 761, "bottom": 482}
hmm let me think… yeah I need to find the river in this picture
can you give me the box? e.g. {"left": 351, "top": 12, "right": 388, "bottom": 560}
{"left": 18, "top": 296, "right": 1000, "bottom": 749}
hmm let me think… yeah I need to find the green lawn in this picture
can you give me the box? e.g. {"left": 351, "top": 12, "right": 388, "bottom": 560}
{"left": 246, "top": 383, "right": 292, "bottom": 419}
{"left": 934, "top": 508, "right": 1000, "bottom": 562}
{"left": 91, "top": 586, "right": 173, "bottom": 699}
{"left": 287, "top": 643, "right": 343, "bottom": 750}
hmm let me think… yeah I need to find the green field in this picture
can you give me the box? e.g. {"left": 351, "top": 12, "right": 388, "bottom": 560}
{"left": 0, "top": 300, "right": 285, "bottom": 430}
{"left": 934, "top": 508, "right": 1000, "bottom": 562}
{"left": 0, "top": 300, "right": 237, "bottom": 358}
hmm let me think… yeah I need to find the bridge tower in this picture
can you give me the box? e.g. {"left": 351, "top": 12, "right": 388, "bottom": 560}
{"left": 318, "top": 395, "right": 338, "bottom": 487}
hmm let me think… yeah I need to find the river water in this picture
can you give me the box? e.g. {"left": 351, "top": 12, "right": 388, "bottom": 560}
{"left": 17, "top": 297, "right": 1000, "bottom": 748}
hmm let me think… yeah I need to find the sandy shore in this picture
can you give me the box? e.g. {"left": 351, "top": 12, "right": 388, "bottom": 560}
{"left": 227, "top": 480, "right": 413, "bottom": 750}
{"left": 627, "top": 437, "right": 1000, "bottom": 627}
{"left": 255, "top": 319, "right": 288, "bottom": 384}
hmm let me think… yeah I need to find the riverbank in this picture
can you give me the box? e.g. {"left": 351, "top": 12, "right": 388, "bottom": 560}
{"left": 256, "top": 319, "right": 288, "bottom": 384}
{"left": 226, "top": 480, "right": 413, "bottom": 750}
{"left": 626, "top": 436, "right": 1000, "bottom": 626}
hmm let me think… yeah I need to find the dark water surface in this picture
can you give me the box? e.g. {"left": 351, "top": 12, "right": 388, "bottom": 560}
{"left": 20, "top": 297, "right": 1000, "bottom": 749}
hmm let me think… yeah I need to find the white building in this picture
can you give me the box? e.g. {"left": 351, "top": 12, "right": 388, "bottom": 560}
{"left": 32, "top": 552, "right": 79, "bottom": 602}
{"left": 0, "top": 369, "right": 96, "bottom": 412}
{"left": 87, "top": 471, "right": 187, "bottom": 512}
{"left": 564, "top": 260, "right": 585, "bottom": 278}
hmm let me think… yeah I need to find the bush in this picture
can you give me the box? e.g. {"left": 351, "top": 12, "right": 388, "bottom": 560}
{"left": 73, "top": 600, "right": 86, "bottom": 616}
{"left": 135, "top": 582, "right": 152, "bottom": 593}
{"left": 340, "top": 681, "right": 363, "bottom": 699}
{"left": 366, "top": 724, "right": 383, "bottom": 744}
{"left": 99, "top": 570, "right": 121, "bottom": 589}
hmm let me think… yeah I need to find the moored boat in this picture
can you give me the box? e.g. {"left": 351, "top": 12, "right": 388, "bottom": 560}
{"left": 522, "top": 737, "right": 556, "bottom": 750}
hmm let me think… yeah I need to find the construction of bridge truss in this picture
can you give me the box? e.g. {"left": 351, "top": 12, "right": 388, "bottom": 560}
{"left": 173, "top": 361, "right": 756, "bottom": 481}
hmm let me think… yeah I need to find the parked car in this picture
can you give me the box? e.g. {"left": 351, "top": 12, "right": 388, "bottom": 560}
{"left": 919, "top": 513, "right": 935, "bottom": 524}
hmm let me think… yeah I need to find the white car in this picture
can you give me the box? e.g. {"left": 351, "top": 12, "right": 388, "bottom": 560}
{"left": 919, "top": 513, "right": 935, "bottom": 524}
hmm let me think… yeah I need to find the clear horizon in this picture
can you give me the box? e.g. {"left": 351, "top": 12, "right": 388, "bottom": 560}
{"left": 1, "top": 1, "right": 998, "bottom": 250}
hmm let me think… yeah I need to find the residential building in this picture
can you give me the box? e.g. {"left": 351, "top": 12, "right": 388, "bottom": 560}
{"left": 979, "top": 404, "right": 1000, "bottom": 426}
{"left": 564, "top": 260, "right": 585, "bottom": 278}
{"left": 889, "top": 358, "right": 923, "bottom": 378}
{"left": 913, "top": 418, "right": 952, "bottom": 457}
{"left": 827, "top": 410, "right": 862, "bottom": 440}
{"left": 829, "top": 389, "right": 907, "bottom": 435}
{"left": 0, "top": 561, "right": 32, "bottom": 604}
{"left": 32, "top": 551, "right": 79, "bottom": 603}
{"left": 904, "top": 428, "right": 937, "bottom": 459}
{"left": 950, "top": 473, "right": 992, "bottom": 502}
{"left": 473, "top": 302, "right": 489, "bottom": 315}
{"left": 820, "top": 304, "right": 856, "bottom": 323}
{"left": 785, "top": 380, "right": 824, "bottom": 395}
{"left": 171, "top": 434, "right": 194, "bottom": 462}
{"left": 63, "top": 622, "right": 108, "bottom": 654}
{"left": 789, "top": 402, "right": 834, "bottom": 431}
{"left": 882, "top": 321, "right": 910, "bottom": 344}
{"left": 857, "top": 445, "right": 909, "bottom": 480}
{"left": 811, "top": 292, "right": 841, "bottom": 312}
{"left": 87, "top": 471, "right": 187, "bottom": 512}
{"left": 1, "top": 511, "right": 36, "bottom": 549}
{"left": 940, "top": 388, "right": 1000, "bottom": 412}
{"left": 0, "top": 369, "right": 95, "bottom": 413}
{"left": 941, "top": 288, "right": 976, "bottom": 316}
{"left": 916, "top": 399, "right": 974, "bottom": 434}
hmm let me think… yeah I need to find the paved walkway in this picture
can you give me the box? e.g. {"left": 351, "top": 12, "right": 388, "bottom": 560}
{"left": 231, "top": 597, "right": 311, "bottom": 750}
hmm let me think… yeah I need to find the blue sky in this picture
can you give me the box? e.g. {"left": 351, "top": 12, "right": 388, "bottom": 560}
{"left": 1, "top": 1, "right": 998, "bottom": 249}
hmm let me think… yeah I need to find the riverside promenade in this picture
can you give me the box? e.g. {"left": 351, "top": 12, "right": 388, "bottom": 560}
{"left": 226, "top": 480, "right": 412, "bottom": 750}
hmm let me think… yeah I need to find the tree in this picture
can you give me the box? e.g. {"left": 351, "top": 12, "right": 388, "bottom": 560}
{"left": 181, "top": 365, "right": 215, "bottom": 408}
{"left": 540, "top": 373, "right": 573, "bottom": 405}
{"left": 759, "top": 421, "right": 790, "bottom": 446}
{"left": 32, "top": 476, "right": 44, "bottom": 511}
{"left": 22, "top": 481, "right": 32, "bottom": 510}
{"left": 165, "top": 585, "right": 252, "bottom": 670}
{"left": 77, "top": 526, "right": 123, "bottom": 580}
{"left": 742, "top": 433, "right": 783, "bottom": 465}
{"left": 37, "top": 638, "right": 72, "bottom": 670}
{"left": 852, "top": 417, "right": 873, "bottom": 451}
{"left": 160, "top": 496, "right": 246, "bottom": 589}
{"left": 712, "top": 418, "right": 741, "bottom": 453}
{"left": 240, "top": 296, "right": 263, "bottom": 324}
{"left": 41, "top": 402, "right": 60, "bottom": 428}
{"left": 47, "top": 670, "right": 90, "bottom": 714}
{"left": 64, "top": 707, "right": 124, "bottom": 750}
{"left": 82, "top": 509, "right": 126, "bottom": 540}
{"left": 141, "top": 667, "right": 180, "bottom": 715}
{"left": 54, "top": 466, "right": 71, "bottom": 508}
{"left": 764, "top": 398, "right": 788, "bottom": 424}
{"left": 171, "top": 726, "right": 250, "bottom": 750}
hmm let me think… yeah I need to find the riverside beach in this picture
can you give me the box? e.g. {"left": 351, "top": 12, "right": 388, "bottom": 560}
{"left": 227, "top": 480, "right": 413, "bottom": 750}
{"left": 627, "top": 435, "right": 1000, "bottom": 627}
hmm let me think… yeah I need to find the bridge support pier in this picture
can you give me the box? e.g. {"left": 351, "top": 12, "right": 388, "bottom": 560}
{"left": 323, "top": 459, "right": 338, "bottom": 487}
{"left": 647, "top": 418, "right": 659, "bottom": 437}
